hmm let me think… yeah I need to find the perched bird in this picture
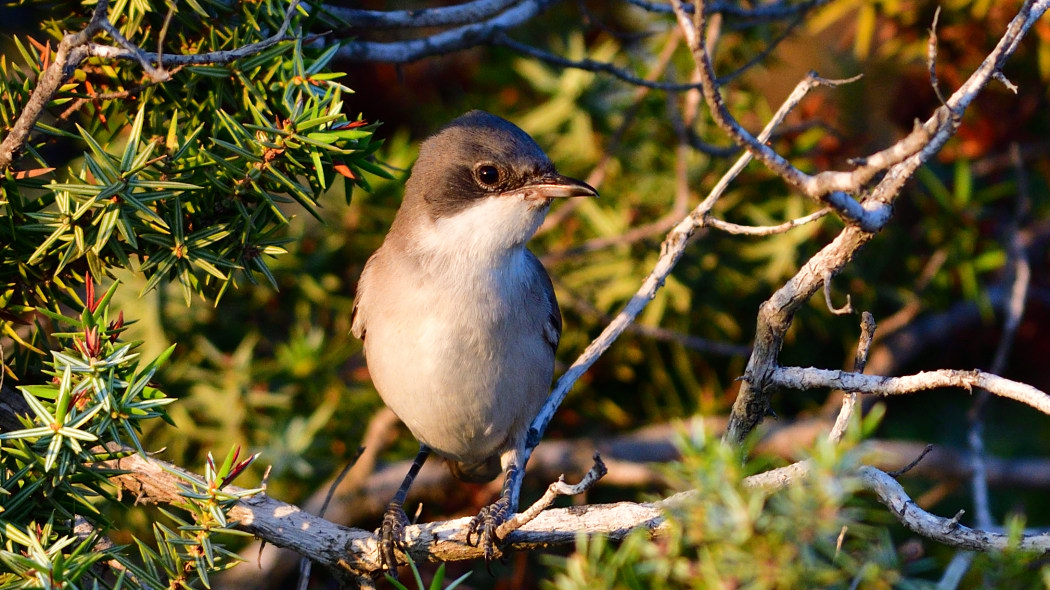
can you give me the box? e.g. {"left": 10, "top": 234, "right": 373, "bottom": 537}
{"left": 351, "top": 110, "right": 597, "bottom": 570}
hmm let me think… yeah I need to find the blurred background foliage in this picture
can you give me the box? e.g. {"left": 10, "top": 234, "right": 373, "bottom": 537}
{"left": 2, "top": 0, "right": 1050, "bottom": 587}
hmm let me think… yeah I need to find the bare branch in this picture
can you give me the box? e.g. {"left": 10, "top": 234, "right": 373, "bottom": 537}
{"left": 853, "top": 312, "right": 876, "bottom": 375}
{"left": 101, "top": 448, "right": 666, "bottom": 577}
{"left": 771, "top": 367, "right": 1050, "bottom": 416}
{"left": 928, "top": 6, "right": 949, "bottom": 107}
{"left": 860, "top": 465, "right": 1050, "bottom": 552}
{"left": 748, "top": 460, "right": 1050, "bottom": 553}
{"left": 494, "top": 9, "right": 801, "bottom": 92}
{"left": 722, "top": 0, "right": 1050, "bottom": 443}
{"left": 76, "top": 411, "right": 1050, "bottom": 579}
{"left": 333, "top": 1, "right": 550, "bottom": 62}
{"left": 886, "top": 444, "right": 935, "bottom": 478}
{"left": 671, "top": 0, "right": 901, "bottom": 225}
{"left": 99, "top": 18, "right": 169, "bottom": 82}
{"left": 828, "top": 312, "right": 876, "bottom": 443}
{"left": 966, "top": 141, "right": 1034, "bottom": 534}
{"left": 668, "top": 0, "right": 1039, "bottom": 233}
{"left": 85, "top": 0, "right": 300, "bottom": 67}
{"left": 323, "top": 0, "right": 520, "bottom": 29}
{"left": 705, "top": 208, "right": 830, "bottom": 236}
{"left": 495, "top": 33, "right": 706, "bottom": 92}
{"left": 553, "top": 278, "right": 752, "bottom": 357}
{"left": 993, "top": 70, "right": 1019, "bottom": 93}
{"left": 496, "top": 453, "right": 608, "bottom": 541}
{"left": 828, "top": 392, "right": 858, "bottom": 446}
{"left": 119, "top": 437, "right": 1050, "bottom": 576}
{"left": 822, "top": 270, "right": 854, "bottom": 316}
{"left": 222, "top": 407, "right": 401, "bottom": 589}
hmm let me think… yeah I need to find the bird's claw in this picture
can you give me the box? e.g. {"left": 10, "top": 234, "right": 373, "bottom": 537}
{"left": 378, "top": 501, "right": 409, "bottom": 577}
{"left": 465, "top": 495, "right": 512, "bottom": 562}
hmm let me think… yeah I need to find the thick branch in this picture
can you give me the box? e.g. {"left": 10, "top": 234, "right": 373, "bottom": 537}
{"left": 65, "top": 404, "right": 1050, "bottom": 579}
{"left": 102, "top": 450, "right": 663, "bottom": 576}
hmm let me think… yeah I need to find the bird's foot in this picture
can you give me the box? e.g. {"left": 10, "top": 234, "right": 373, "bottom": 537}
{"left": 378, "top": 501, "right": 410, "bottom": 577}
{"left": 465, "top": 495, "right": 513, "bottom": 562}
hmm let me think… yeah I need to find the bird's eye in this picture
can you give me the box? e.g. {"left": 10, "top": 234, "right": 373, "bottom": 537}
{"left": 475, "top": 164, "right": 501, "bottom": 187}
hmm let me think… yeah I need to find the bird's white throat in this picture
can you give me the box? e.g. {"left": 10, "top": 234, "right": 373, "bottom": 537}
{"left": 412, "top": 194, "right": 548, "bottom": 271}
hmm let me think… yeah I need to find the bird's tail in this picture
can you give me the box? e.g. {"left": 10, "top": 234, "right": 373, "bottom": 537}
{"left": 446, "top": 455, "right": 501, "bottom": 483}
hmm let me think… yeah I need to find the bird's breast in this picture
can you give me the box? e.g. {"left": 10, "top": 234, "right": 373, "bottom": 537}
{"left": 361, "top": 248, "right": 554, "bottom": 464}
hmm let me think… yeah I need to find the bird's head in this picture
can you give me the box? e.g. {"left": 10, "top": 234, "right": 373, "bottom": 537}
{"left": 401, "top": 110, "right": 597, "bottom": 257}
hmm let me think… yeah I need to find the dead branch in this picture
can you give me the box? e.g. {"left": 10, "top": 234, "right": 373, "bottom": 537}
{"left": 771, "top": 367, "right": 1050, "bottom": 415}
{"left": 860, "top": 465, "right": 1050, "bottom": 553}
{"left": 828, "top": 312, "right": 875, "bottom": 443}
{"left": 101, "top": 449, "right": 662, "bottom": 578}
{"left": 323, "top": 0, "right": 520, "bottom": 29}
{"left": 107, "top": 442, "right": 1050, "bottom": 580}
{"left": 718, "top": 0, "right": 1050, "bottom": 443}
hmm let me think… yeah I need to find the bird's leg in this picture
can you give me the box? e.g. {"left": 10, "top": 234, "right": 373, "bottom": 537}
{"left": 379, "top": 444, "right": 430, "bottom": 576}
{"left": 465, "top": 448, "right": 524, "bottom": 561}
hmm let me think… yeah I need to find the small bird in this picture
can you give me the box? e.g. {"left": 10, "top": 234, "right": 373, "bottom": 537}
{"left": 351, "top": 110, "right": 597, "bottom": 571}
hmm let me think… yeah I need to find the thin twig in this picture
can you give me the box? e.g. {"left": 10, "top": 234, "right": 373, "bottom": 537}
{"left": 496, "top": 34, "right": 705, "bottom": 91}
{"left": 672, "top": 0, "right": 942, "bottom": 230}
{"left": 1, "top": 0, "right": 302, "bottom": 171}
{"left": 553, "top": 277, "right": 752, "bottom": 357}
{"left": 887, "top": 444, "right": 935, "bottom": 477}
{"left": 927, "top": 7, "right": 948, "bottom": 107}
{"left": 497, "top": 19, "right": 795, "bottom": 91}
{"left": 99, "top": 19, "right": 168, "bottom": 82}
{"left": 706, "top": 208, "right": 830, "bottom": 236}
{"left": 858, "top": 465, "right": 1050, "bottom": 552}
{"left": 966, "top": 141, "right": 1033, "bottom": 534}
{"left": 822, "top": 270, "right": 854, "bottom": 316}
{"left": 495, "top": 453, "right": 607, "bottom": 540}
{"left": 86, "top": 0, "right": 301, "bottom": 67}
{"left": 829, "top": 312, "right": 876, "bottom": 443}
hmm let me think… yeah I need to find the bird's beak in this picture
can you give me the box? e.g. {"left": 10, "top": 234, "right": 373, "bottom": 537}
{"left": 521, "top": 173, "right": 599, "bottom": 200}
